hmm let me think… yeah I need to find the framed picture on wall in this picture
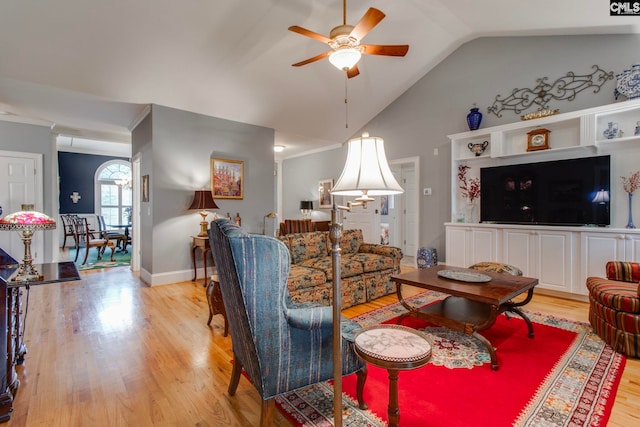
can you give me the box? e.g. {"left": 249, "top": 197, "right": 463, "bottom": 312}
{"left": 211, "top": 158, "right": 244, "bottom": 199}
{"left": 142, "top": 175, "right": 150, "bottom": 202}
{"left": 318, "top": 179, "right": 334, "bottom": 208}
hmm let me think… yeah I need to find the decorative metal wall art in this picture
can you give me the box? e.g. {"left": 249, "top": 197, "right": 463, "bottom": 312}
{"left": 488, "top": 65, "right": 614, "bottom": 118}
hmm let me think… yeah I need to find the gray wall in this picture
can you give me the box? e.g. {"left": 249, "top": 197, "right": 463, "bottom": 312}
{"left": 0, "top": 120, "right": 57, "bottom": 261}
{"left": 132, "top": 104, "right": 275, "bottom": 285}
{"left": 282, "top": 33, "right": 640, "bottom": 258}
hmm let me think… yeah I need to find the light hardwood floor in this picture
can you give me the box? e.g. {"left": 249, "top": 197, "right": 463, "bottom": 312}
{"left": 6, "top": 265, "right": 640, "bottom": 426}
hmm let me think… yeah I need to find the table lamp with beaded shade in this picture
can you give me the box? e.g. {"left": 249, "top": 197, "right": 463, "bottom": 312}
{"left": 0, "top": 205, "right": 56, "bottom": 282}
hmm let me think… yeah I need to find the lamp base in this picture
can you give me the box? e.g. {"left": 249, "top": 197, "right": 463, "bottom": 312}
{"left": 198, "top": 220, "right": 209, "bottom": 237}
{"left": 10, "top": 263, "right": 43, "bottom": 282}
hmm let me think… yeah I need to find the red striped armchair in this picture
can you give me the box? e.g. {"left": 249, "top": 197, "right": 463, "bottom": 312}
{"left": 586, "top": 261, "right": 640, "bottom": 358}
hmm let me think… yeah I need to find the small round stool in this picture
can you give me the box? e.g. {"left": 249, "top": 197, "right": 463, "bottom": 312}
{"left": 417, "top": 247, "right": 438, "bottom": 269}
{"left": 353, "top": 324, "right": 432, "bottom": 427}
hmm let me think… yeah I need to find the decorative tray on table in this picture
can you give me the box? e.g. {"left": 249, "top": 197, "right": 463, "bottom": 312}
{"left": 437, "top": 270, "right": 491, "bottom": 283}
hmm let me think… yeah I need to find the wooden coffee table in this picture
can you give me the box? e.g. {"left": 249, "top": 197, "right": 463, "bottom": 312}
{"left": 391, "top": 265, "right": 538, "bottom": 370}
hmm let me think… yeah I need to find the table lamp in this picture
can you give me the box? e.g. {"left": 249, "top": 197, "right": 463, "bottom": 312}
{"left": 0, "top": 206, "right": 56, "bottom": 282}
{"left": 329, "top": 132, "right": 403, "bottom": 426}
{"left": 189, "top": 190, "right": 219, "bottom": 237}
{"left": 299, "top": 200, "right": 313, "bottom": 219}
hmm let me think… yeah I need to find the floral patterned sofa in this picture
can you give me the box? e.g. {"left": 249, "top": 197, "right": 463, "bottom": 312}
{"left": 279, "top": 229, "right": 403, "bottom": 308}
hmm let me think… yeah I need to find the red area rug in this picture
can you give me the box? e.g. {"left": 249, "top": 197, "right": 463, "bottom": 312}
{"left": 275, "top": 292, "right": 626, "bottom": 426}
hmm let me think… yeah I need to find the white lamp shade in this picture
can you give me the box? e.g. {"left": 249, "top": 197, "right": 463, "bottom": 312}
{"left": 592, "top": 189, "right": 610, "bottom": 203}
{"left": 332, "top": 133, "right": 404, "bottom": 196}
{"left": 329, "top": 48, "right": 362, "bottom": 70}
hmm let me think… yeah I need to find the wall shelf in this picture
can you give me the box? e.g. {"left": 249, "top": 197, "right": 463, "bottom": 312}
{"left": 448, "top": 99, "right": 640, "bottom": 227}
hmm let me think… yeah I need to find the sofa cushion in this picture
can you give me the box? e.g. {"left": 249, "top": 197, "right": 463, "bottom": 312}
{"left": 287, "top": 231, "right": 328, "bottom": 264}
{"left": 299, "top": 255, "right": 363, "bottom": 279}
{"left": 586, "top": 277, "right": 640, "bottom": 314}
{"left": 287, "top": 264, "right": 327, "bottom": 291}
{"left": 325, "top": 229, "right": 363, "bottom": 255}
{"left": 349, "top": 252, "right": 395, "bottom": 272}
{"left": 339, "top": 229, "right": 363, "bottom": 254}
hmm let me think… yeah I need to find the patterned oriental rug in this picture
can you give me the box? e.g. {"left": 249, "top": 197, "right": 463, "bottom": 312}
{"left": 275, "top": 292, "right": 626, "bottom": 427}
{"left": 68, "top": 247, "right": 131, "bottom": 271}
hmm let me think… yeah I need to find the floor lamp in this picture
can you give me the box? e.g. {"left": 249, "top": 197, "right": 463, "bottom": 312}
{"left": 329, "top": 132, "right": 403, "bottom": 426}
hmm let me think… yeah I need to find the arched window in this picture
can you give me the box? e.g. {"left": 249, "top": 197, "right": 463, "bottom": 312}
{"left": 95, "top": 160, "right": 132, "bottom": 226}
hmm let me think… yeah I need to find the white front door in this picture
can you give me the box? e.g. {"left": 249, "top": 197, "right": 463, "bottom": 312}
{"left": 0, "top": 151, "right": 43, "bottom": 261}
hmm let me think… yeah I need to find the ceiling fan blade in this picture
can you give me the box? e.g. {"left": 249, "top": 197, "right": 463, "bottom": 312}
{"left": 350, "top": 8, "right": 385, "bottom": 41}
{"left": 288, "top": 26, "right": 332, "bottom": 44}
{"left": 346, "top": 65, "right": 360, "bottom": 79}
{"left": 291, "top": 51, "right": 331, "bottom": 67}
{"left": 361, "top": 44, "right": 409, "bottom": 57}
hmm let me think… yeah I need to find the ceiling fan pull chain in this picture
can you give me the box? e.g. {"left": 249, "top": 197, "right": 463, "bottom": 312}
{"left": 344, "top": 76, "right": 349, "bottom": 128}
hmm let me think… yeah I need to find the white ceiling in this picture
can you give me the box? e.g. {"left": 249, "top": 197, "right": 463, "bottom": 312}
{"left": 0, "top": 0, "right": 638, "bottom": 159}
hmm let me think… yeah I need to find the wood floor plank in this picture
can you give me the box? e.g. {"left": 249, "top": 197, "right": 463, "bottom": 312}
{"left": 5, "top": 265, "right": 639, "bottom": 426}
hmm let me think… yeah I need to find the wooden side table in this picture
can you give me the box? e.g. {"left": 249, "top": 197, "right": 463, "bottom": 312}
{"left": 354, "top": 324, "right": 432, "bottom": 427}
{"left": 206, "top": 272, "right": 229, "bottom": 336}
{"left": 191, "top": 236, "right": 211, "bottom": 287}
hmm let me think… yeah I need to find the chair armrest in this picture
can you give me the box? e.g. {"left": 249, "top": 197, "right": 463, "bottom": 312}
{"left": 284, "top": 305, "right": 333, "bottom": 330}
{"left": 284, "top": 305, "right": 363, "bottom": 342}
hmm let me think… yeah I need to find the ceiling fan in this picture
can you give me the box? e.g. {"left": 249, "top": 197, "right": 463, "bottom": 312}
{"left": 288, "top": 0, "right": 409, "bottom": 78}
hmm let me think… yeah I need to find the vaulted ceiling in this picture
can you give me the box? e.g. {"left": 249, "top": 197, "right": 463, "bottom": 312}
{"left": 0, "top": 0, "right": 638, "bottom": 158}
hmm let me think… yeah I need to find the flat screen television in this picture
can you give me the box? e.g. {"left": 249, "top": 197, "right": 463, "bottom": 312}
{"left": 480, "top": 155, "right": 610, "bottom": 226}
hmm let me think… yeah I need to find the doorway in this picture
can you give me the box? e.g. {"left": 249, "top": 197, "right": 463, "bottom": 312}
{"left": 0, "top": 151, "right": 44, "bottom": 262}
{"left": 389, "top": 157, "right": 419, "bottom": 262}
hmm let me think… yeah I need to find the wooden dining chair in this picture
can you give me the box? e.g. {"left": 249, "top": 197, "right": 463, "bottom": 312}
{"left": 73, "top": 217, "right": 115, "bottom": 265}
{"left": 60, "top": 214, "right": 78, "bottom": 248}
{"left": 96, "top": 215, "right": 126, "bottom": 252}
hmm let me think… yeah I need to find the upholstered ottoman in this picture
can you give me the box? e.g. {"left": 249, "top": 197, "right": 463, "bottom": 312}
{"left": 586, "top": 261, "right": 640, "bottom": 358}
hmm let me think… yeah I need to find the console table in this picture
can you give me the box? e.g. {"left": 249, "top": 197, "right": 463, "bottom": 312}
{"left": 0, "top": 248, "right": 80, "bottom": 421}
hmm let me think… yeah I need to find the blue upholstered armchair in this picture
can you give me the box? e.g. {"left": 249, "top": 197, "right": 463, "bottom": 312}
{"left": 208, "top": 219, "right": 367, "bottom": 426}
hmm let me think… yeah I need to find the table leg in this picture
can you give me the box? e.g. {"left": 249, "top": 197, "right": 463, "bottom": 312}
{"left": 386, "top": 369, "right": 400, "bottom": 427}
{"left": 501, "top": 288, "right": 535, "bottom": 338}
{"left": 202, "top": 247, "right": 209, "bottom": 287}
{"left": 191, "top": 245, "right": 197, "bottom": 281}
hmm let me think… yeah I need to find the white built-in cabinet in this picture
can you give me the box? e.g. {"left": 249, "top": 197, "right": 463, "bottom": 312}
{"left": 445, "top": 99, "right": 640, "bottom": 300}
{"left": 445, "top": 223, "right": 640, "bottom": 298}
{"left": 445, "top": 226, "right": 498, "bottom": 268}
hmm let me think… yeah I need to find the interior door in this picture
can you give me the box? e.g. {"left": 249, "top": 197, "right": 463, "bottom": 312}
{"left": 341, "top": 196, "right": 380, "bottom": 244}
{"left": 403, "top": 165, "right": 418, "bottom": 256}
{"left": 0, "top": 152, "right": 41, "bottom": 261}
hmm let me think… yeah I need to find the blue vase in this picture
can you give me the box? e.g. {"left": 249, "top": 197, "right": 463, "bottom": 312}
{"left": 467, "top": 107, "right": 483, "bottom": 131}
{"left": 627, "top": 193, "right": 635, "bottom": 229}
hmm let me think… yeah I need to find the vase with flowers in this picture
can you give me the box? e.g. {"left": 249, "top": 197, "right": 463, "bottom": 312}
{"left": 621, "top": 171, "right": 640, "bottom": 229}
{"left": 458, "top": 164, "right": 481, "bottom": 223}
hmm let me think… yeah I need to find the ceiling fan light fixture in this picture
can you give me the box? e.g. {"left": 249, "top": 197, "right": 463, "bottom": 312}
{"left": 329, "top": 47, "right": 361, "bottom": 70}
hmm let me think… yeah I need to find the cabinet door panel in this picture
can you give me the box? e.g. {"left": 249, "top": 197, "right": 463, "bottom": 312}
{"left": 538, "top": 231, "right": 574, "bottom": 293}
{"left": 445, "top": 227, "right": 468, "bottom": 267}
{"left": 469, "top": 228, "right": 498, "bottom": 266}
{"left": 502, "top": 229, "right": 535, "bottom": 276}
{"left": 581, "top": 233, "right": 625, "bottom": 285}
{"left": 625, "top": 235, "right": 640, "bottom": 262}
